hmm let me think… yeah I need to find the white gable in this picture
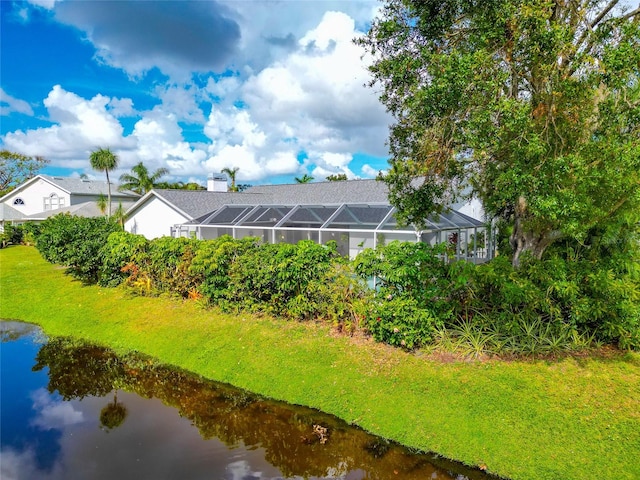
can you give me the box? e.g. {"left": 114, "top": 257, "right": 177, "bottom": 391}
{"left": 2, "top": 177, "right": 69, "bottom": 216}
{"left": 124, "top": 195, "right": 190, "bottom": 239}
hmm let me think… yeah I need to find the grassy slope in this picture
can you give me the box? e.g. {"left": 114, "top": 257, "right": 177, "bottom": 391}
{"left": 1, "top": 246, "right": 639, "bottom": 480}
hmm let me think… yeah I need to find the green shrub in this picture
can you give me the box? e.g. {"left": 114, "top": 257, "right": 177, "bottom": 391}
{"left": 142, "top": 236, "right": 201, "bottom": 297}
{"left": 29, "top": 212, "right": 637, "bottom": 352}
{"left": 354, "top": 241, "right": 449, "bottom": 295}
{"left": 36, "top": 214, "right": 76, "bottom": 264}
{"left": 189, "top": 235, "right": 259, "bottom": 304}
{"left": 463, "top": 252, "right": 640, "bottom": 352}
{"left": 21, "top": 222, "right": 39, "bottom": 245}
{"left": 35, "top": 214, "right": 121, "bottom": 283}
{"left": 1, "top": 223, "right": 25, "bottom": 247}
{"left": 354, "top": 241, "right": 459, "bottom": 319}
{"left": 99, "top": 231, "right": 150, "bottom": 287}
{"left": 353, "top": 237, "right": 639, "bottom": 352}
{"left": 365, "top": 296, "right": 440, "bottom": 350}
{"left": 313, "top": 262, "right": 371, "bottom": 333}
{"left": 227, "top": 240, "right": 339, "bottom": 318}
{"left": 354, "top": 241, "right": 475, "bottom": 349}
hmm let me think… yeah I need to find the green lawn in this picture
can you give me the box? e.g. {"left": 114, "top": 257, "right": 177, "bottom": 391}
{"left": 1, "top": 245, "right": 639, "bottom": 480}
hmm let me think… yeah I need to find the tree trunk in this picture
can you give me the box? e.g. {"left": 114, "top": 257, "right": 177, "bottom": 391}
{"left": 510, "top": 225, "right": 548, "bottom": 268}
{"left": 105, "top": 169, "right": 112, "bottom": 217}
{"left": 509, "top": 196, "right": 560, "bottom": 268}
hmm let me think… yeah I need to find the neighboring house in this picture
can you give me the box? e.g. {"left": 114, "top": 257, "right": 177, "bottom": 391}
{"left": 124, "top": 189, "right": 255, "bottom": 239}
{"left": 23, "top": 201, "right": 135, "bottom": 222}
{"left": 124, "top": 178, "right": 493, "bottom": 261}
{"left": 0, "top": 174, "right": 139, "bottom": 231}
{"left": 0, "top": 203, "right": 23, "bottom": 234}
{"left": 125, "top": 179, "right": 391, "bottom": 240}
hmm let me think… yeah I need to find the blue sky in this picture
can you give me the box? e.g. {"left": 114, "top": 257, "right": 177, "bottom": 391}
{"left": 1, "top": 0, "right": 391, "bottom": 186}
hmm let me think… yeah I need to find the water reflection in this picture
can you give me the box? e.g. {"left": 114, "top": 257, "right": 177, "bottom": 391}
{"left": 1, "top": 321, "right": 494, "bottom": 480}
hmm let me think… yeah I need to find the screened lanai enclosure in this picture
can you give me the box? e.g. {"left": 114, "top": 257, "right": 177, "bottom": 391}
{"left": 172, "top": 203, "right": 495, "bottom": 263}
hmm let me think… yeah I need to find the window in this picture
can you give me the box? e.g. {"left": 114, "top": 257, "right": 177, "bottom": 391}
{"left": 13, "top": 198, "right": 25, "bottom": 206}
{"left": 43, "top": 193, "right": 65, "bottom": 211}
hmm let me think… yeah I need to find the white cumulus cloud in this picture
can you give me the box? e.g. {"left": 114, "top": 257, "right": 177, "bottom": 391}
{"left": 107, "top": 97, "right": 135, "bottom": 118}
{"left": 198, "top": 10, "right": 391, "bottom": 182}
{"left": 361, "top": 163, "right": 382, "bottom": 178}
{"left": 1, "top": 6, "right": 392, "bottom": 184}
{"left": 30, "top": 388, "right": 85, "bottom": 430}
{"left": 26, "top": 0, "right": 58, "bottom": 9}
{"left": 2, "top": 85, "right": 132, "bottom": 165}
{"left": 128, "top": 109, "right": 206, "bottom": 177}
{"left": 0, "top": 87, "right": 35, "bottom": 116}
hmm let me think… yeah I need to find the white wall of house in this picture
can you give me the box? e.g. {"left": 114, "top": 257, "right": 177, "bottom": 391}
{"left": 71, "top": 193, "right": 134, "bottom": 205}
{"left": 125, "top": 197, "right": 190, "bottom": 239}
{"left": 454, "top": 198, "right": 485, "bottom": 221}
{"left": 1, "top": 178, "right": 70, "bottom": 216}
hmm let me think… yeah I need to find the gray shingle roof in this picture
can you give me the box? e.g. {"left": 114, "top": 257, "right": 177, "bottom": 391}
{"left": 38, "top": 175, "right": 138, "bottom": 198}
{"left": 0, "top": 203, "right": 23, "bottom": 221}
{"left": 140, "top": 180, "right": 390, "bottom": 221}
{"left": 243, "top": 179, "right": 389, "bottom": 204}
{"left": 148, "top": 189, "right": 261, "bottom": 220}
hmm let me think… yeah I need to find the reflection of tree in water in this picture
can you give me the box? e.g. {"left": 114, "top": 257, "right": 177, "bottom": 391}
{"left": 33, "top": 337, "right": 489, "bottom": 480}
{"left": 33, "top": 338, "right": 129, "bottom": 433}
{"left": 100, "top": 391, "right": 128, "bottom": 431}
{"left": 33, "top": 338, "right": 125, "bottom": 400}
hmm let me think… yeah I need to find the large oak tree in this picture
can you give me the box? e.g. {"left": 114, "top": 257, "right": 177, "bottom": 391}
{"left": 360, "top": 0, "right": 639, "bottom": 266}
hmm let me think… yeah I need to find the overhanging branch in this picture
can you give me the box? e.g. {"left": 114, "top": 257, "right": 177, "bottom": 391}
{"left": 620, "top": 7, "right": 639, "bottom": 20}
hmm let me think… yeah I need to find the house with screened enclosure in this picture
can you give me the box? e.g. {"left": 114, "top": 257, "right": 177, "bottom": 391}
{"left": 124, "top": 177, "right": 493, "bottom": 262}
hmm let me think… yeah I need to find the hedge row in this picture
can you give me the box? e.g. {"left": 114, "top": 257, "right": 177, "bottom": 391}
{"left": 30, "top": 214, "right": 640, "bottom": 352}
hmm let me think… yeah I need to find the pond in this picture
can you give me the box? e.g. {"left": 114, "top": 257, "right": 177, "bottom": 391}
{"left": 1, "top": 321, "right": 493, "bottom": 480}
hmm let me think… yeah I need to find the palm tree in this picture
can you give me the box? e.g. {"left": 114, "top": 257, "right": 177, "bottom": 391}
{"left": 221, "top": 167, "right": 239, "bottom": 192}
{"left": 295, "top": 174, "right": 314, "bottom": 183}
{"left": 100, "top": 391, "right": 128, "bottom": 432}
{"left": 96, "top": 193, "right": 107, "bottom": 215}
{"left": 89, "top": 148, "right": 119, "bottom": 216}
{"left": 118, "top": 162, "right": 169, "bottom": 195}
{"left": 112, "top": 203, "right": 126, "bottom": 229}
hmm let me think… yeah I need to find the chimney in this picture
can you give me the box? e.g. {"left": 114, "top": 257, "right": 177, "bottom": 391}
{"left": 207, "top": 174, "right": 228, "bottom": 192}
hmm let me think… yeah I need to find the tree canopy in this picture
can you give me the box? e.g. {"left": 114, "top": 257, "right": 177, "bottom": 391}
{"left": 295, "top": 174, "right": 314, "bottom": 183}
{"left": 325, "top": 173, "right": 348, "bottom": 182}
{"left": 0, "top": 150, "right": 49, "bottom": 197}
{"left": 155, "top": 181, "right": 205, "bottom": 190}
{"left": 361, "top": 0, "right": 640, "bottom": 266}
{"left": 89, "top": 148, "right": 119, "bottom": 217}
{"left": 118, "top": 162, "right": 169, "bottom": 195}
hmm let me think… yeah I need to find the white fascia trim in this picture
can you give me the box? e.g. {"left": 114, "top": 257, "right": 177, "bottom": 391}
{"left": 123, "top": 190, "right": 194, "bottom": 221}
{"left": 0, "top": 175, "right": 51, "bottom": 203}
